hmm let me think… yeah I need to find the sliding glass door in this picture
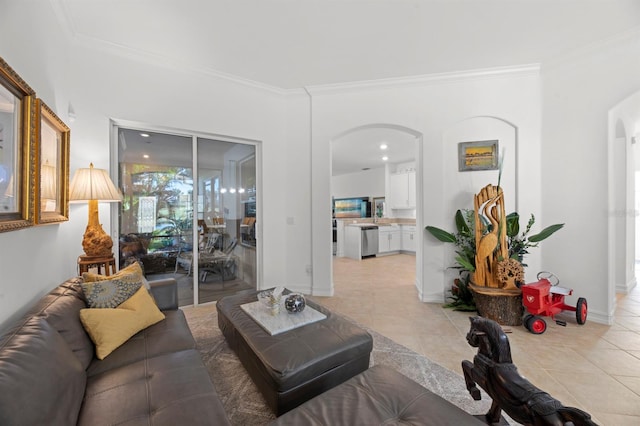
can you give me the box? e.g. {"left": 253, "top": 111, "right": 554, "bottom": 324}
{"left": 195, "top": 137, "right": 256, "bottom": 303}
{"left": 116, "top": 127, "right": 257, "bottom": 306}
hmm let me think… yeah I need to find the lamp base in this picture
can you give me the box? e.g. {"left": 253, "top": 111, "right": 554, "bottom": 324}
{"left": 82, "top": 199, "right": 114, "bottom": 257}
{"left": 82, "top": 224, "right": 114, "bottom": 257}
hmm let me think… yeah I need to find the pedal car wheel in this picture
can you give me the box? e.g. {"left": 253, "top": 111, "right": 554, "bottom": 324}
{"left": 528, "top": 316, "right": 547, "bottom": 334}
{"left": 576, "top": 297, "right": 588, "bottom": 325}
{"left": 523, "top": 314, "right": 533, "bottom": 331}
{"left": 525, "top": 315, "right": 534, "bottom": 331}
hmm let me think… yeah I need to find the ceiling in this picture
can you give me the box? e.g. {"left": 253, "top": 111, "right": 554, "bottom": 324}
{"left": 332, "top": 128, "right": 417, "bottom": 176}
{"left": 57, "top": 0, "right": 640, "bottom": 90}
{"left": 56, "top": 0, "right": 640, "bottom": 175}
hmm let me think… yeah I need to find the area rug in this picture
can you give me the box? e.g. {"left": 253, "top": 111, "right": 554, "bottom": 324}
{"left": 182, "top": 302, "right": 503, "bottom": 425}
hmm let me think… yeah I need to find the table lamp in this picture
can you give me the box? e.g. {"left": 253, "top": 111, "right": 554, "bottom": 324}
{"left": 69, "top": 163, "right": 122, "bottom": 257}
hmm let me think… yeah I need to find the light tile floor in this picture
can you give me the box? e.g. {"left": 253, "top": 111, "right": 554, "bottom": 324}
{"left": 315, "top": 254, "right": 640, "bottom": 426}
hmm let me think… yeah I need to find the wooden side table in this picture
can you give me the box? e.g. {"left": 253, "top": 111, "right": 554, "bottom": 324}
{"left": 78, "top": 255, "right": 116, "bottom": 276}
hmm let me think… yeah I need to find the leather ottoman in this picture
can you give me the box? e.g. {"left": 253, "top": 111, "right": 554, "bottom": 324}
{"left": 217, "top": 290, "right": 373, "bottom": 415}
{"left": 271, "top": 365, "right": 486, "bottom": 425}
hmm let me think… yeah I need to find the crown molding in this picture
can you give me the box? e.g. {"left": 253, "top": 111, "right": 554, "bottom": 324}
{"left": 303, "top": 64, "right": 541, "bottom": 96}
{"left": 49, "top": 1, "right": 289, "bottom": 97}
{"left": 50, "top": 0, "right": 541, "bottom": 99}
{"left": 79, "top": 33, "right": 290, "bottom": 96}
{"left": 542, "top": 24, "right": 640, "bottom": 72}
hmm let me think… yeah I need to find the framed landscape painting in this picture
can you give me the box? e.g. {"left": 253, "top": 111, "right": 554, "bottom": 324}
{"left": 458, "top": 140, "right": 499, "bottom": 172}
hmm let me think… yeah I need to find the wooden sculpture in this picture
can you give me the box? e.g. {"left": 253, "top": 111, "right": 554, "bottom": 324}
{"left": 472, "top": 184, "right": 508, "bottom": 289}
{"left": 470, "top": 184, "right": 523, "bottom": 325}
{"left": 462, "top": 317, "right": 598, "bottom": 426}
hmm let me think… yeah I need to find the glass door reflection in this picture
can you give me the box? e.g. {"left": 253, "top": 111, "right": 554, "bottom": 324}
{"left": 117, "top": 128, "right": 257, "bottom": 306}
{"left": 196, "top": 138, "right": 256, "bottom": 303}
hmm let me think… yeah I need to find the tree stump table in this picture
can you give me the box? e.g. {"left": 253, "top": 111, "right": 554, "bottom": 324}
{"left": 470, "top": 283, "right": 524, "bottom": 326}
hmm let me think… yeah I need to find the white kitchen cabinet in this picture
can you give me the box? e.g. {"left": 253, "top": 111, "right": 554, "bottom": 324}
{"left": 389, "top": 171, "right": 416, "bottom": 209}
{"left": 378, "top": 226, "right": 401, "bottom": 253}
{"left": 401, "top": 225, "right": 416, "bottom": 252}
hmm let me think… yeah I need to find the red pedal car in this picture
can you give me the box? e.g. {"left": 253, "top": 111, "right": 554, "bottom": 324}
{"left": 521, "top": 271, "right": 588, "bottom": 334}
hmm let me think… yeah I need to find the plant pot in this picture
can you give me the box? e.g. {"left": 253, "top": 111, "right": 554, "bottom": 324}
{"left": 469, "top": 283, "right": 523, "bottom": 326}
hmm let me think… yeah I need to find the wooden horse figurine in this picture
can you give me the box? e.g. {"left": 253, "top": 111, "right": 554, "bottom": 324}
{"left": 462, "top": 317, "right": 598, "bottom": 426}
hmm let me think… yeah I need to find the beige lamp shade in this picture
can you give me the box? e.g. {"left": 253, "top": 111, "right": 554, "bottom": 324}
{"left": 69, "top": 163, "right": 122, "bottom": 258}
{"left": 69, "top": 163, "right": 122, "bottom": 202}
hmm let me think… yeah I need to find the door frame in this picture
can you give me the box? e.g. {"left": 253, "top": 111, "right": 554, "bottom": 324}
{"left": 110, "top": 119, "right": 263, "bottom": 306}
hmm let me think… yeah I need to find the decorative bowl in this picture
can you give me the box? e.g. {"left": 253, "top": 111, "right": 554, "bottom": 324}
{"left": 284, "top": 293, "right": 306, "bottom": 314}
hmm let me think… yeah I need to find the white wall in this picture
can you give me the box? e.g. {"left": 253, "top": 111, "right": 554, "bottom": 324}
{"left": 541, "top": 29, "right": 640, "bottom": 324}
{"left": 331, "top": 167, "right": 385, "bottom": 200}
{"left": 0, "top": 1, "right": 298, "bottom": 326}
{"left": 308, "top": 67, "right": 542, "bottom": 302}
{"left": 284, "top": 93, "right": 313, "bottom": 292}
{"left": 0, "top": 1, "right": 81, "bottom": 328}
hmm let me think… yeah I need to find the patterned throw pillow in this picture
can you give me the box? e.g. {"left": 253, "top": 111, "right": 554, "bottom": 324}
{"left": 81, "top": 262, "right": 144, "bottom": 308}
{"left": 81, "top": 278, "right": 142, "bottom": 309}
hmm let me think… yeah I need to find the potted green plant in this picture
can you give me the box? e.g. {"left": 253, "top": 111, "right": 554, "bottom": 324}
{"left": 426, "top": 209, "right": 564, "bottom": 311}
{"left": 505, "top": 212, "right": 564, "bottom": 266}
{"left": 425, "top": 209, "right": 478, "bottom": 311}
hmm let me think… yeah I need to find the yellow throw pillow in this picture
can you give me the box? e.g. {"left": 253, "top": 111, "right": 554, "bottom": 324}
{"left": 80, "top": 286, "right": 165, "bottom": 360}
{"left": 83, "top": 261, "right": 143, "bottom": 283}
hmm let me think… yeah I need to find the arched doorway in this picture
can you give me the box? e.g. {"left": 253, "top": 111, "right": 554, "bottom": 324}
{"left": 608, "top": 91, "right": 640, "bottom": 301}
{"left": 329, "top": 123, "right": 423, "bottom": 296}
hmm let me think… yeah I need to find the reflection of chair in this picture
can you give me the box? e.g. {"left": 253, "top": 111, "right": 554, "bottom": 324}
{"left": 200, "top": 238, "right": 238, "bottom": 283}
{"left": 174, "top": 232, "right": 219, "bottom": 276}
{"left": 240, "top": 217, "right": 256, "bottom": 246}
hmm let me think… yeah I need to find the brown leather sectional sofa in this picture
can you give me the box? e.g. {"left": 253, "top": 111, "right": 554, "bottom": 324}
{"left": 0, "top": 277, "right": 487, "bottom": 426}
{"left": 270, "top": 364, "right": 486, "bottom": 425}
{"left": 0, "top": 277, "right": 230, "bottom": 426}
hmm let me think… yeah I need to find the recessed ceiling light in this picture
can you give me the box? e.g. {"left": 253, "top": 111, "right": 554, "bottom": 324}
{"left": 382, "top": 156, "right": 389, "bottom": 161}
{"left": 143, "top": 154, "right": 149, "bottom": 159}
{"left": 380, "top": 143, "right": 388, "bottom": 150}
{"left": 140, "top": 133, "right": 150, "bottom": 138}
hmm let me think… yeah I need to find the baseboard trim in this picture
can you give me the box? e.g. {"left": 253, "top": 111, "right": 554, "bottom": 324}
{"left": 616, "top": 277, "right": 637, "bottom": 294}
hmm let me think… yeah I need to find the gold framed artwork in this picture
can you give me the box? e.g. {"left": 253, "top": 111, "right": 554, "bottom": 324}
{"left": 36, "top": 99, "right": 70, "bottom": 224}
{"left": 0, "top": 56, "right": 36, "bottom": 233}
{"left": 458, "top": 140, "right": 499, "bottom": 172}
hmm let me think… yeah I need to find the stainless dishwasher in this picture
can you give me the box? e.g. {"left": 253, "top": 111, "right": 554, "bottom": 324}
{"left": 360, "top": 226, "right": 379, "bottom": 258}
